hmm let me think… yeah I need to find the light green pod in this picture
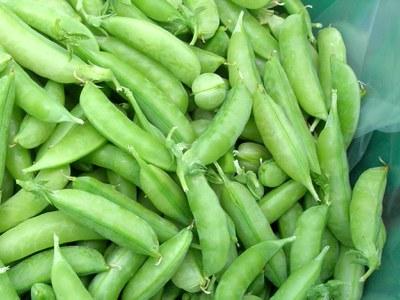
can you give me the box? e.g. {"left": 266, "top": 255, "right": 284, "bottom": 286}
{"left": 204, "top": 27, "right": 230, "bottom": 57}
{"left": 230, "top": 0, "right": 271, "bottom": 9}
{"left": 278, "top": 203, "right": 303, "bottom": 256}
{"left": 190, "top": 46, "right": 225, "bottom": 74}
{"left": 192, "top": 73, "right": 226, "bottom": 111}
{"left": 1, "top": 169, "right": 13, "bottom": 201}
{"left": 320, "top": 229, "right": 340, "bottom": 282}
{"left": 31, "top": 283, "right": 56, "bottom": 300}
{"left": 185, "top": 0, "right": 219, "bottom": 41}
{"left": 258, "top": 160, "right": 289, "bottom": 188}
{"left": 240, "top": 116, "right": 263, "bottom": 143}
{"left": 236, "top": 142, "right": 271, "bottom": 172}
{"left": 0, "top": 259, "right": 19, "bottom": 300}
{"left": 192, "top": 119, "right": 211, "bottom": 137}
{"left": 109, "top": 0, "right": 152, "bottom": 21}
{"left": 106, "top": 170, "right": 137, "bottom": 200}
{"left": 282, "top": 0, "right": 315, "bottom": 42}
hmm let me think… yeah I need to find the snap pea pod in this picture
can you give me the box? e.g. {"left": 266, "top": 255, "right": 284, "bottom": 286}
{"left": 109, "top": 0, "right": 152, "bottom": 21}
{"left": 230, "top": 0, "right": 271, "bottom": 9}
{"left": 317, "top": 92, "right": 352, "bottom": 246}
{"left": 263, "top": 52, "right": 321, "bottom": 174}
{"left": 278, "top": 203, "right": 303, "bottom": 256}
{"left": 247, "top": 273, "right": 266, "bottom": 297}
{"left": 0, "top": 211, "right": 103, "bottom": 264}
{"left": 236, "top": 142, "right": 271, "bottom": 172}
{"left": 27, "top": 0, "right": 80, "bottom": 20}
{"left": 162, "top": 282, "right": 182, "bottom": 300}
{"left": 130, "top": 0, "right": 185, "bottom": 23}
{"left": 279, "top": 14, "right": 328, "bottom": 120}
{"left": 72, "top": 176, "right": 179, "bottom": 242}
{"left": 89, "top": 246, "right": 145, "bottom": 300}
{"left": 106, "top": 170, "right": 137, "bottom": 200}
{"left": 81, "top": 168, "right": 108, "bottom": 182}
{"left": 281, "top": 0, "right": 314, "bottom": 42}
{"left": 1, "top": 170, "right": 13, "bottom": 201}
{"left": 253, "top": 87, "right": 319, "bottom": 201}
{"left": 259, "top": 180, "right": 307, "bottom": 223}
{"left": 122, "top": 228, "right": 193, "bottom": 300}
{"left": 77, "top": 240, "right": 109, "bottom": 254}
{"left": 31, "top": 283, "right": 55, "bottom": 300}
{"left": 203, "top": 27, "right": 230, "bottom": 57}
{"left": 258, "top": 160, "right": 289, "bottom": 188}
{"left": 190, "top": 46, "right": 225, "bottom": 74}
{"left": 217, "top": 148, "right": 235, "bottom": 175}
{"left": 215, "top": 0, "right": 278, "bottom": 59}
{"left": 0, "top": 259, "right": 19, "bottom": 300}
{"left": 377, "top": 220, "right": 386, "bottom": 260}
{"left": 185, "top": 0, "right": 219, "bottom": 41}
{"left": 320, "top": 229, "right": 340, "bottom": 282}
{"left": 9, "top": 246, "right": 108, "bottom": 294}
{"left": 350, "top": 166, "right": 388, "bottom": 281}
{"left": 241, "top": 116, "right": 263, "bottom": 143}
{"left": 0, "top": 165, "right": 70, "bottom": 233}
{"left": 67, "top": 0, "right": 105, "bottom": 16}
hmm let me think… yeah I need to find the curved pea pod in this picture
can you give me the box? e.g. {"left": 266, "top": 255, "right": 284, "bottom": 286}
{"left": 331, "top": 57, "right": 361, "bottom": 148}
{"left": 279, "top": 14, "right": 328, "bottom": 120}
{"left": 230, "top": 0, "right": 271, "bottom": 9}
{"left": 185, "top": 0, "right": 219, "bottom": 41}
{"left": 101, "top": 17, "right": 200, "bottom": 86}
{"left": 278, "top": 203, "right": 303, "bottom": 256}
{"left": 320, "top": 229, "right": 340, "bottom": 282}
{"left": 259, "top": 180, "right": 307, "bottom": 223}
{"left": 190, "top": 46, "right": 225, "bottom": 74}
{"left": 80, "top": 82, "right": 176, "bottom": 171}
{"left": 263, "top": 53, "right": 321, "bottom": 174}
{"left": 215, "top": 237, "right": 295, "bottom": 300}
{"left": 0, "top": 211, "right": 103, "bottom": 264}
{"left": 241, "top": 115, "right": 263, "bottom": 143}
{"left": 106, "top": 170, "right": 137, "bottom": 200}
{"left": 350, "top": 166, "right": 388, "bottom": 281}
{"left": 334, "top": 246, "right": 365, "bottom": 300}
{"left": 109, "top": 0, "right": 152, "bottom": 21}
{"left": 0, "top": 259, "right": 19, "bottom": 300}
{"left": 89, "top": 246, "right": 145, "bottom": 300}
{"left": 281, "top": 0, "right": 314, "bottom": 42}
{"left": 317, "top": 27, "right": 346, "bottom": 107}
{"left": 97, "top": 36, "right": 188, "bottom": 113}
{"left": 31, "top": 283, "right": 55, "bottom": 300}
{"left": 130, "top": 0, "right": 185, "bottom": 24}
{"left": 270, "top": 246, "right": 329, "bottom": 300}
{"left": 236, "top": 142, "right": 271, "bottom": 172}
{"left": 122, "top": 228, "right": 193, "bottom": 300}
{"left": 253, "top": 87, "right": 320, "bottom": 201}
{"left": 290, "top": 205, "right": 328, "bottom": 273}
{"left": 204, "top": 27, "right": 230, "bottom": 57}
{"left": 9, "top": 246, "right": 108, "bottom": 294}
{"left": 215, "top": 0, "right": 278, "bottom": 59}
{"left": 247, "top": 273, "right": 266, "bottom": 297}
{"left": 317, "top": 92, "right": 353, "bottom": 246}
{"left": 258, "top": 160, "right": 289, "bottom": 188}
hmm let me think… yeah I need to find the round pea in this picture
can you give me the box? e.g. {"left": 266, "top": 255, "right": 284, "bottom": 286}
{"left": 192, "top": 73, "right": 226, "bottom": 111}
{"left": 258, "top": 160, "right": 289, "bottom": 188}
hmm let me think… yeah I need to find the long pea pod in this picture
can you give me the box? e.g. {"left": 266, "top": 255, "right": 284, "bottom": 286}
{"left": 31, "top": 283, "right": 55, "bottom": 300}
{"left": 278, "top": 203, "right": 303, "bottom": 256}
{"left": 106, "top": 170, "right": 137, "bottom": 200}
{"left": 67, "top": 0, "right": 105, "bottom": 16}
{"left": 184, "top": 0, "right": 219, "bottom": 41}
{"left": 108, "top": 0, "right": 152, "bottom": 21}
{"left": 320, "top": 229, "right": 340, "bottom": 282}
{"left": 130, "top": 0, "right": 185, "bottom": 23}
{"left": 281, "top": 0, "right": 315, "bottom": 42}
{"left": 0, "top": 259, "right": 19, "bottom": 300}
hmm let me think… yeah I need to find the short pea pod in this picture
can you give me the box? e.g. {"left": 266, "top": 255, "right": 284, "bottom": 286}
{"left": 258, "top": 160, "right": 289, "bottom": 188}
{"left": 89, "top": 246, "right": 145, "bottom": 300}
{"left": 185, "top": 0, "right": 219, "bottom": 41}
{"left": 51, "top": 235, "right": 93, "bottom": 300}
{"left": 230, "top": 0, "right": 271, "bottom": 9}
{"left": 259, "top": 180, "right": 307, "bottom": 223}
{"left": 0, "top": 211, "right": 103, "bottom": 264}
{"left": 350, "top": 166, "right": 388, "bottom": 281}
{"left": 0, "top": 259, "right": 19, "bottom": 300}
{"left": 203, "top": 27, "right": 230, "bottom": 57}
{"left": 281, "top": 0, "right": 315, "bottom": 42}
{"left": 122, "top": 228, "right": 193, "bottom": 300}
{"left": 320, "top": 229, "right": 340, "bottom": 282}
{"left": 270, "top": 246, "right": 329, "bottom": 300}
{"left": 190, "top": 46, "right": 225, "bottom": 74}
{"left": 263, "top": 52, "right": 321, "bottom": 174}
{"left": 253, "top": 87, "right": 319, "bottom": 201}
{"left": 31, "top": 283, "right": 55, "bottom": 300}
{"left": 317, "top": 92, "right": 353, "bottom": 246}
{"left": 9, "top": 246, "right": 108, "bottom": 294}
{"left": 106, "top": 170, "right": 137, "bottom": 200}
{"left": 290, "top": 205, "right": 328, "bottom": 273}
{"left": 331, "top": 57, "right": 361, "bottom": 148}
{"left": 215, "top": 237, "right": 295, "bottom": 300}
{"left": 278, "top": 203, "right": 303, "bottom": 256}
{"left": 279, "top": 14, "right": 328, "bottom": 120}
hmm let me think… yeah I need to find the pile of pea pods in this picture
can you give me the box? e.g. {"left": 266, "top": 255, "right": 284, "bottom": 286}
{"left": 0, "top": 0, "right": 388, "bottom": 299}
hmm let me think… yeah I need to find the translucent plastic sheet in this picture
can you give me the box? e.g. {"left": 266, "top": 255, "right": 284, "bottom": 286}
{"left": 306, "top": 0, "right": 400, "bottom": 298}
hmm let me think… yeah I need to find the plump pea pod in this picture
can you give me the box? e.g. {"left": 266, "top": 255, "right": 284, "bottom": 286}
{"left": 185, "top": 173, "right": 230, "bottom": 276}
{"left": 259, "top": 180, "right": 307, "bottom": 223}
{"left": 263, "top": 53, "right": 321, "bottom": 174}
{"left": 130, "top": 0, "right": 185, "bottom": 23}
{"left": 0, "top": 71, "right": 15, "bottom": 187}
{"left": 215, "top": 237, "right": 295, "bottom": 300}
{"left": 185, "top": 0, "right": 219, "bottom": 41}
{"left": 217, "top": 148, "right": 235, "bottom": 175}
{"left": 317, "top": 92, "right": 352, "bottom": 246}
{"left": 290, "top": 205, "right": 328, "bottom": 273}
{"left": 72, "top": 176, "right": 179, "bottom": 242}
{"left": 0, "top": 211, "right": 103, "bottom": 264}
{"left": 278, "top": 203, "right": 303, "bottom": 256}
{"left": 203, "top": 27, "right": 230, "bottom": 57}
{"left": 0, "top": 5, "right": 114, "bottom": 84}
{"left": 331, "top": 57, "right": 361, "bottom": 148}
{"left": 0, "top": 165, "right": 70, "bottom": 233}
{"left": 98, "top": 36, "right": 188, "bottom": 112}
{"left": 101, "top": 17, "right": 200, "bottom": 86}
{"left": 9, "top": 246, "right": 108, "bottom": 294}
{"left": 192, "top": 73, "right": 226, "bottom": 111}
{"left": 247, "top": 273, "right": 266, "bottom": 297}
{"left": 25, "top": 0, "right": 80, "bottom": 20}
{"left": 230, "top": 0, "right": 271, "bottom": 9}
{"left": 376, "top": 220, "right": 386, "bottom": 261}
{"left": 270, "top": 246, "right": 329, "bottom": 300}
{"left": 253, "top": 87, "right": 320, "bottom": 201}
{"left": 31, "top": 283, "right": 55, "bottom": 300}
{"left": 241, "top": 115, "right": 263, "bottom": 143}
{"left": 320, "top": 229, "right": 340, "bottom": 282}
{"left": 282, "top": 0, "right": 315, "bottom": 42}
{"left": 258, "top": 160, "right": 289, "bottom": 188}
{"left": 236, "top": 142, "right": 271, "bottom": 172}
{"left": 317, "top": 27, "right": 346, "bottom": 107}
{"left": 1, "top": 170, "right": 13, "bottom": 201}
{"left": 89, "top": 246, "right": 145, "bottom": 300}
{"left": 14, "top": 81, "right": 64, "bottom": 149}
{"left": 77, "top": 240, "right": 109, "bottom": 254}
{"left": 172, "top": 249, "right": 209, "bottom": 293}
{"left": 215, "top": 0, "right": 278, "bottom": 59}
{"left": 80, "top": 82, "right": 175, "bottom": 171}
{"left": 122, "top": 228, "right": 193, "bottom": 300}
{"left": 279, "top": 14, "right": 328, "bottom": 120}
{"left": 81, "top": 168, "right": 108, "bottom": 182}
{"left": 109, "top": 0, "right": 152, "bottom": 21}
{"left": 190, "top": 46, "right": 225, "bottom": 74}
{"left": 67, "top": 0, "right": 105, "bottom": 16}
{"left": 106, "top": 170, "right": 137, "bottom": 200}
{"left": 350, "top": 166, "right": 388, "bottom": 281}
{"left": 0, "top": 259, "right": 19, "bottom": 300}
{"left": 334, "top": 246, "right": 365, "bottom": 300}
{"left": 51, "top": 235, "right": 93, "bottom": 300}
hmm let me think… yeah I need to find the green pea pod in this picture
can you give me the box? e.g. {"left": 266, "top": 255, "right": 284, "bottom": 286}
{"left": 185, "top": 0, "right": 219, "bottom": 41}
{"left": 290, "top": 205, "right": 328, "bottom": 273}
{"left": 1, "top": 170, "right": 13, "bottom": 201}
{"left": 247, "top": 273, "right": 266, "bottom": 297}
{"left": 253, "top": 87, "right": 319, "bottom": 201}
{"left": 350, "top": 166, "right": 388, "bottom": 281}
{"left": 190, "top": 46, "right": 225, "bottom": 74}
{"left": 77, "top": 240, "right": 109, "bottom": 254}
{"left": 106, "top": 170, "right": 137, "bottom": 200}
{"left": 215, "top": 237, "right": 295, "bottom": 300}
{"left": 162, "top": 282, "right": 182, "bottom": 300}
{"left": 236, "top": 142, "right": 271, "bottom": 172}
{"left": 0, "top": 211, "right": 103, "bottom": 264}
{"left": 258, "top": 160, "right": 289, "bottom": 188}
{"left": 217, "top": 148, "right": 235, "bottom": 175}
{"left": 376, "top": 220, "right": 386, "bottom": 261}
{"left": 81, "top": 168, "right": 108, "bottom": 182}
{"left": 317, "top": 92, "right": 352, "bottom": 246}
{"left": 31, "top": 283, "right": 55, "bottom": 300}
{"left": 278, "top": 203, "right": 303, "bottom": 256}
{"left": 0, "top": 165, "right": 70, "bottom": 233}
{"left": 23, "top": 0, "right": 80, "bottom": 20}
{"left": 279, "top": 14, "right": 327, "bottom": 120}
{"left": 122, "top": 228, "right": 193, "bottom": 300}
{"left": 51, "top": 235, "right": 92, "bottom": 300}
{"left": 230, "top": 0, "right": 271, "bottom": 9}
{"left": 130, "top": 0, "right": 185, "bottom": 23}
{"left": 203, "top": 27, "right": 230, "bottom": 57}
{"left": 331, "top": 57, "right": 361, "bottom": 148}
{"left": 260, "top": 180, "right": 307, "bottom": 223}
{"left": 215, "top": 0, "right": 278, "bottom": 59}
{"left": 263, "top": 52, "right": 321, "bottom": 174}
{"left": 192, "top": 119, "right": 211, "bottom": 138}
{"left": 67, "top": 0, "right": 105, "bottom": 16}
{"left": 89, "top": 246, "right": 145, "bottom": 300}
{"left": 192, "top": 73, "right": 226, "bottom": 111}
{"left": 317, "top": 27, "right": 346, "bottom": 108}
{"left": 320, "top": 229, "right": 340, "bottom": 282}
{"left": 109, "top": 0, "right": 152, "bottom": 21}
{"left": 0, "top": 259, "right": 19, "bottom": 300}
{"left": 281, "top": 0, "right": 315, "bottom": 42}
{"left": 240, "top": 115, "right": 263, "bottom": 143}
{"left": 9, "top": 246, "right": 108, "bottom": 294}
{"left": 270, "top": 246, "right": 329, "bottom": 300}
